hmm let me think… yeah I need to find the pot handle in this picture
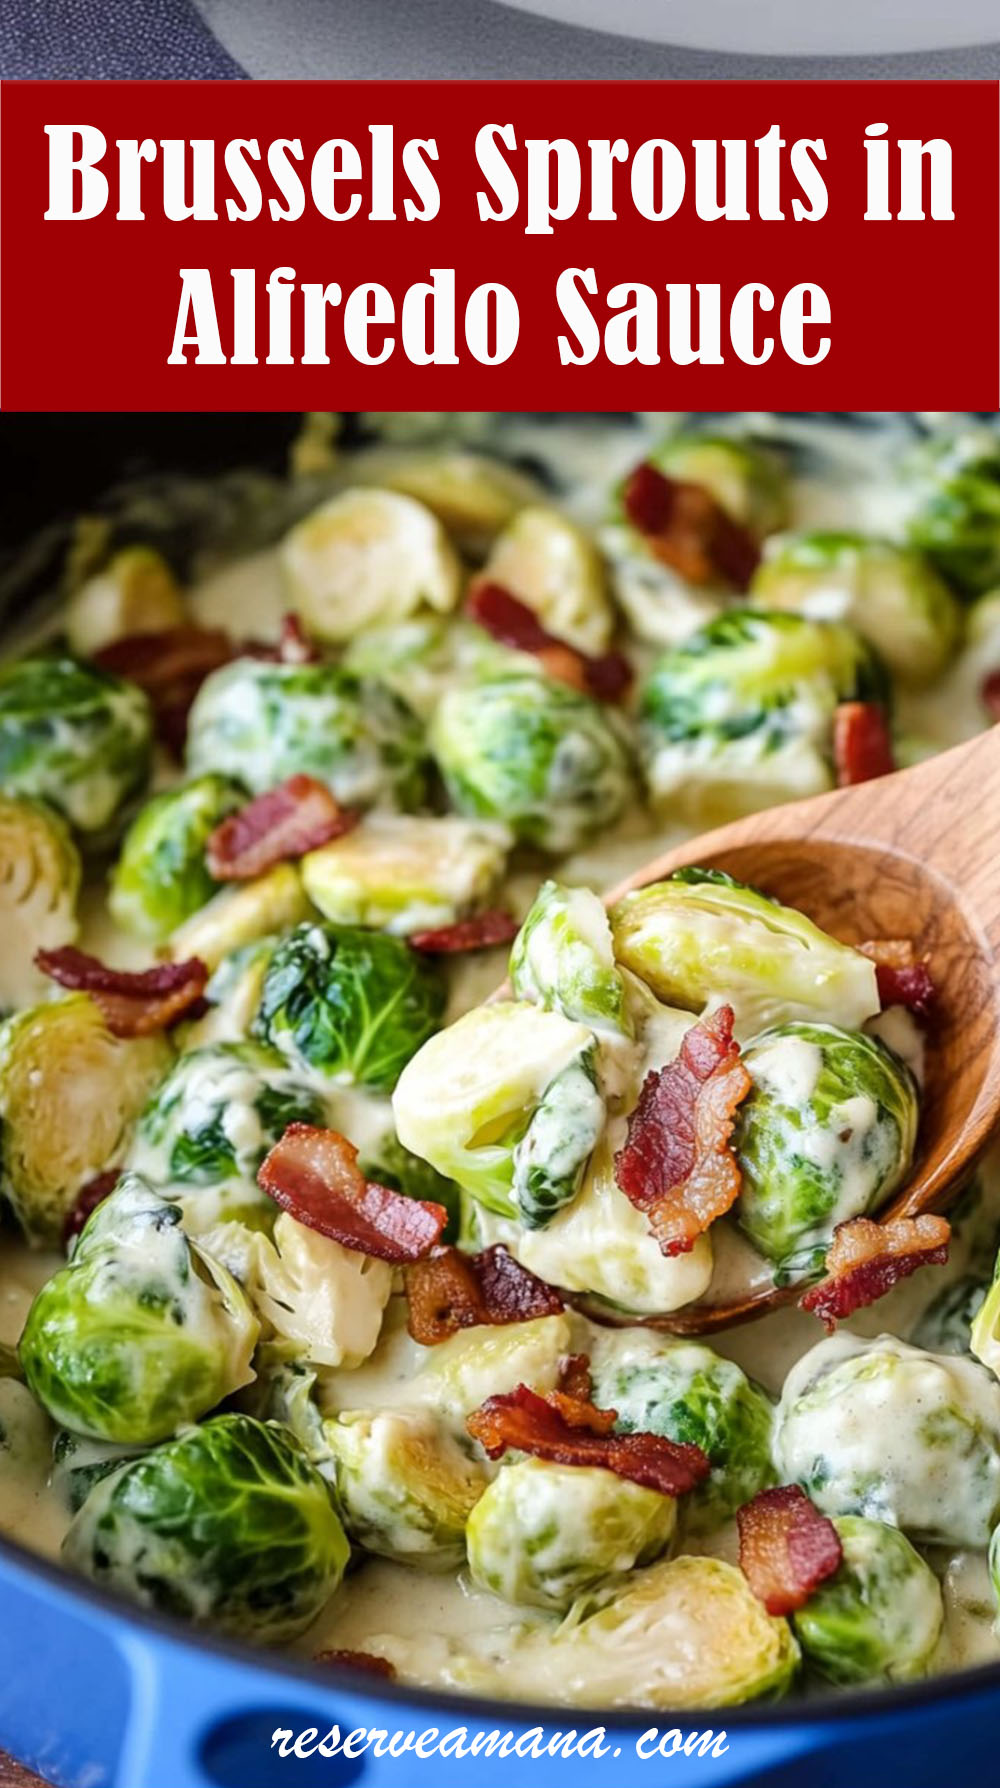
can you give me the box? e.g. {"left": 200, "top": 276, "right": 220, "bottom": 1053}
{"left": 112, "top": 1627, "right": 817, "bottom": 1788}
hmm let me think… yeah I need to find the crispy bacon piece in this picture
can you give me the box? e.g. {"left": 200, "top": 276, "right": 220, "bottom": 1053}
{"left": 405, "top": 1244, "right": 564, "bottom": 1345}
{"left": 981, "top": 670, "right": 1000, "bottom": 722}
{"left": 466, "top": 583, "right": 632, "bottom": 704}
{"left": 205, "top": 775, "right": 358, "bottom": 882}
{"left": 858, "top": 938, "right": 936, "bottom": 1018}
{"left": 314, "top": 1649, "right": 396, "bottom": 1679}
{"left": 258, "top": 1123, "right": 446, "bottom": 1264}
{"left": 35, "top": 946, "right": 208, "bottom": 1037}
{"left": 555, "top": 1352, "right": 594, "bottom": 1401}
{"left": 614, "top": 1006, "right": 751, "bottom": 1257}
{"left": 832, "top": 701, "right": 895, "bottom": 787}
{"left": 467, "top": 1383, "right": 711, "bottom": 1497}
{"left": 622, "top": 462, "right": 760, "bottom": 591}
{"left": 737, "top": 1484, "right": 843, "bottom": 1616}
{"left": 408, "top": 910, "right": 519, "bottom": 955}
{"left": 63, "top": 1169, "right": 120, "bottom": 1243}
{"left": 95, "top": 625, "right": 235, "bottom": 756}
{"left": 800, "top": 1214, "right": 951, "bottom": 1333}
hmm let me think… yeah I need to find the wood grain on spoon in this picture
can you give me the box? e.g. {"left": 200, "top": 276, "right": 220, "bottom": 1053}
{"left": 599, "top": 724, "right": 1000, "bottom": 1335}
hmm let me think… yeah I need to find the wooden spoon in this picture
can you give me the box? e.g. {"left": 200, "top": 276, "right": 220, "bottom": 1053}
{"left": 599, "top": 723, "right": 1000, "bottom": 1336}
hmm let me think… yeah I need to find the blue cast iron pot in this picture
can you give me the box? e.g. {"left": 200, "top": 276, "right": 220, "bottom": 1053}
{"left": 1, "top": 412, "right": 998, "bottom": 1788}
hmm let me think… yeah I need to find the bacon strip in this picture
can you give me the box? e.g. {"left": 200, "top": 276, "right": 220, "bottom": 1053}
{"left": 466, "top": 583, "right": 632, "bottom": 704}
{"left": 95, "top": 625, "right": 236, "bottom": 757}
{"left": 314, "top": 1650, "right": 396, "bottom": 1680}
{"left": 405, "top": 1244, "right": 564, "bottom": 1345}
{"left": 555, "top": 1352, "right": 594, "bottom": 1402}
{"left": 35, "top": 946, "right": 208, "bottom": 1037}
{"left": 614, "top": 1006, "right": 751, "bottom": 1257}
{"left": 467, "top": 1383, "right": 711, "bottom": 1497}
{"left": 408, "top": 910, "right": 519, "bottom": 955}
{"left": 832, "top": 701, "right": 895, "bottom": 787}
{"left": 205, "top": 775, "right": 358, "bottom": 882}
{"left": 737, "top": 1484, "right": 843, "bottom": 1616}
{"left": 800, "top": 1214, "right": 951, "bottom": 1333}
{"left": 858, "top": 938, "right": 936, "bottom": 1017}
{"left": 622, "top": 461, "right": 759, "bottom": 590}
{"left": 980, "top": 670, "right": 1000, "bottom": 722}
{"left": 258, "top": 1124, "right": 447, "bottom": 1264}
{"left": 63, "top": 1169, "right": 120, "bottom": 1243}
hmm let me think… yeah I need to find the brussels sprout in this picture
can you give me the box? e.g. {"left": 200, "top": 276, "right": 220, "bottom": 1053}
{"left": 476, "top": 505, "right": 614, "bottom": 653}
{"left": 611, "top": 869, "right": 880, "bottom": 1038}
{"left": 253, "top": 921, "right": 446, "bottom": 1091}
{"left": 509, "top": 880, "right": 631, "bottom": 1038}
{"left": 342, "top": 617, "right": 523, "bottom": 722}
{"left": 65, "top": 546, "right": 187, "bottom": 659}
{"left": 244, "top": 1210, "right": 393, "bottom": 1370}
{"left": 646, "top": 433, "right": 790, "bottom": 539}
{"left": 637, "top": 610, "right": 884, "bottom": 821}
{"left": 455, "top": 1556, "right": 798, "bottom": 1709}
{"left": 467, "top": 1458, "right": 675, "bottom": 1611}
{"left": 0, "top": 655, "right": 152, "bottom": 841}
{"left": 792, "top": 1515, "right": 943, "bottom": 1685}
{"left": 775, "top": 1332, "right": 1000, "bottom": 1547}
{"left": 0, "top": 796, "right": 81, "bottom": 1012}
{"left": 301, "top": 813, "right": 510, "bottom": 936}
{"left": 0, "top": 996, "right": 171, "bottom": 1247}
{"left": 50, "top": 1430, "right": 138, "bottom": 1513}
{"left": 412, "top": 1313, "right": 573, "bottom": 1430}
{"left": 19, "top": 1175, "right": 259, "bottom": 1444}
{"left": 903, "top": 429, "right": 1000, "bottom": 596}
{"left": 130, "top": 1042, "right": 326, "bottom": 1227}
{"left": 358, "top": 1130, "right": 462, "bottom": 1245}
{"left": 63, "top": 1413, "right": 348, "bottom": 1641}
{"left": 186, "top": 656, "right": 427, "bottom": 811}
{"left": 430, "top": 671, "right": 634, "bottom": 855}
{"left": 588, "top": 1329, "right": 775, "bottom": 1532}
{"left": 912, "top": 1275, "right": 988, "bottom": 1355}
{"left": 355, "top": 449, "right": 540, "bottom": 556}
{"left": 751, "top": 532, "right": 961, "bottom": 686}
{"left": 280, "top": 487, "right": 462, "bottom": 641}
{"left": 109, "top": 774, "right": 245, "bottom": 942}
{"left": 392, "top": 1000, "right": 600, "bottom": 1219}
{"left": 321, "top": 1408, "right": 486, "bottom": 1569}
{"left": 735, "top": 1022, "right": 919, "bottom": 1281}
{"left": 169, "top": 864, "right": 309, "bottom": 973}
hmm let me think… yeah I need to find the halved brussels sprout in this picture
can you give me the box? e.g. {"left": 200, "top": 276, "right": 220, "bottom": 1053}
{"left": 466, "top": 1458, "right": 675, "bottom": 1611}
{"left": 646, "top": 433, "right": 790, "bottom": 539}
{"left": 775, "top": 1332, "right": 1000, "bottom": 1547}
{"left": 356, "top": 449, "right": 540, "bottom": 556}
{"left": 168, "top": 864, "right": 309, "bottom": 973}
{"left": 411, "top": 1313, "right": 573, "bottom": 1430}
{"left": 130, "top": 1042, "right": 326, "bottom": 1226}
{"left": 65, "top": 546, "right": 187, "bottom": 659}
{"left": 430, "top": 671, "right": 634, "bottom": 854}
{"left": 588, "top": 1329, "right": 775, "bottom": 1532}
{"left": 50, "top": 1430, "right": 138, "bottom": 1514}
{"left": 912, "top": 1274, "right": 987, "bottom": 1356}
{"left": 341, "top": 617, "right": 524, "bottom": 722}
{"left": 253, "top": 921, "right": 446, "bottom": 1090}
{"left": 611, "top": 870, "right": 880, "bottom": 1038}
{"left": 109, "top": 774, "right": 245, "bottom": 942}
{"left": 186, "top": 656, "right": 427, "bottom": 810}
{"left": 792, "top": 1515, "right": 943, "bottom": 1685}
{"left": 301, "top": 813, "right": 510, "bottom": 936}
{"left": 0, "top": 797, "right": 81, "bottom": 1012}
{"left": 903, "top": 428, "right": 1000, "bottom": 596}
{"left": 244, "top": 1210, "right": 393, "bottom": 1370}
{"left": 392, "top": 1000, "right": 599, "bottom": 1219}
{"left": 455, "top": 1556, "right": 798, "bottom": 1710}
{"left": 637, "top": 609, "right": 884, "bottom": 821}
{"left": 0, "top": 655, "right": 152, "bottom": 841}
{"left": 63, "top": 1412, "right": 348, "bottom": 1641}
{"left": 0, "top": 996, "right": 171, "bottom": 1247}
{"left": 751, "top": 532, "right": 961, "bottom": 685}
{"left": 321, "top": 1407, "right": 486, "bottom": 1569}
{"left": 19, "top": 1175, "right": 259, "bottom": 1443}
{"left": 509, "top": 880, "right": 631, "bottom": 1038}
{"left": 476, "top": 505, "right": 614, "bottom": 653}
{"left": 735, "top": 1022, "right": 919, "bottom": 1281}
{"left": 280, "top": 488, "right": 462, "bottom": 641}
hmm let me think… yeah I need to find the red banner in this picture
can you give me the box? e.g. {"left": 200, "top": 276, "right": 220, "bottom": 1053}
{"left": 1, "top": 79, "right": 997, "bottom": 409}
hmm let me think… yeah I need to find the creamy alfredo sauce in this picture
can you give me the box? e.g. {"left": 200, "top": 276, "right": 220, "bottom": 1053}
{"left": 2, "top": 410, "right": 1000, "bottom": 1701}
